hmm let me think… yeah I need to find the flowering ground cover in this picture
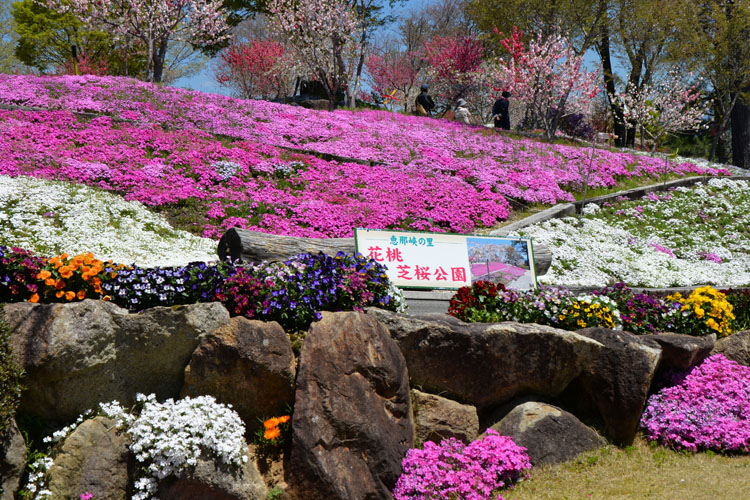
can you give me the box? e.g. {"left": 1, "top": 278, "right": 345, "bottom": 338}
{"left": 0, "top": 174, "right": 216, "bottom": 266}
{"left": 394, "top": 429, "right": 531, "bottom": 500}
{"left": 0, "top": 75, "right": 729, "bottom": 224}
{"left": 516, "top": 178, "right": 750, "bottom": 287}
{"left": 641, "top": 354, "right": 750, "bottom": 453}
{"left": 0, "top": 108, "right": 510, "bottom": 238}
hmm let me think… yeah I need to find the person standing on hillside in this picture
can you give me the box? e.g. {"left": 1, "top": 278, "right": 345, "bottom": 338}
{"left": 454, "top": 98, "right": 471, "bottom": 125}
{"left": 492, "top": 91, "right": 511, "bottom": 130}
{"left": 415, "top": 84, "right": 435, "bottom": 116}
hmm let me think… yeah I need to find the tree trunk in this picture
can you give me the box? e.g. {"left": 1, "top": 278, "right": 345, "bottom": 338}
{"left": 596, "top": 21, "right": 630, "bottom": 148}
{"left": 152, "top": 39, "right": 169, "bottom": 83}
{"left": 731, "top": 93, "right": 750, "bottom": 169}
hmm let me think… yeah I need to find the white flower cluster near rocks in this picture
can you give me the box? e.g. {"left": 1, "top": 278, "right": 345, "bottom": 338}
{"left": 517, "top": 178, "right": 750, "bottom": 287}
{"left": 23, "top": 394, "right": 248, "bottom": 500}
{"left": 0, "top": 175, "right": 217, "bottom": 266}
{"left": 128, "top": 394, "right": 248, "bottom": 500}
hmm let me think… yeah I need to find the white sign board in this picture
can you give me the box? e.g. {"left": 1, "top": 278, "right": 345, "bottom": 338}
{"left": 354, "top": 228, "right": 537, "bottom": 290}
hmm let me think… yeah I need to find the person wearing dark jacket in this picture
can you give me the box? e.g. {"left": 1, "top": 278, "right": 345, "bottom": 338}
{"left": 415, "top": 84, "right": 435, "bottom": 116}
{"left": 492, "top": 91, "right": 511, "bottom": 130}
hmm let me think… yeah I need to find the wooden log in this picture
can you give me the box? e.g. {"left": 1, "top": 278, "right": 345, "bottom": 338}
{"left": 218, "top": 228, "right": 552, "bottom": 276}
{"left": 218, "top": 227, "right": 355, "bottom": 263}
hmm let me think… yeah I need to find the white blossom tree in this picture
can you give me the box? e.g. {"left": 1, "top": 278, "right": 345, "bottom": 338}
{"left": 40, "top": 0, "right": 231, "bottom": 82}
{"left": 267, "top": 0, "right": 357, "bottom": 110}
{"left": 612, "top": 67, "right": 710, "bottom": 152}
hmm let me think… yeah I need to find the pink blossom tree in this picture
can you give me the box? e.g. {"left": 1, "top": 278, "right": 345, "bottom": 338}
{"left": 612, "top": 67, "right": 709, "bottom": 152}
{"left": 366, "top": 48, "right": 423, "bottom": 112}
{"left": 267, "top": 0, "right": 357, "bottom": 110}
{"left": 494, "top": 27, "right": 601, "bottom": 140}
{"left": 40, "top": 0, "right": 230, "bottom": 82}
{"left": 215, "top": 38, "right": 295, "bottom": 100}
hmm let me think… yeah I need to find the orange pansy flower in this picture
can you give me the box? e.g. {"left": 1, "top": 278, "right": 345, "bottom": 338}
{"left": 29, "top": 293, "right": 40, "bottom": 303}
{"left": 38, "top": 270, "right": 52, "bottom": 280}
{"left": 59, "top": 267, "right": 73, "bottom": 279}
{"left": 77, "top": 290, "right": 86, "bottom": 300}
{"left": 45, "top": 278, "right": 56, "bottom": 286}
{"left": 55, "top": 279, "right": 66, "bottom": 290}
{"left": 56, "top": 290, "right": 65, "bottom": 298}
{"left": 65, "top": 291, "right": 75, "bottom": 301}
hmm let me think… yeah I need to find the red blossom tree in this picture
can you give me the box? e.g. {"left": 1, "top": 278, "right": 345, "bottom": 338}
{"left": 215, "top": 38, "right": 294, "bottom": 100}
{"left": 366, "top": 48, "right": 422, "bottom": 112}
{"left": 422, "top": 34, "right": 487, "bottom": 113}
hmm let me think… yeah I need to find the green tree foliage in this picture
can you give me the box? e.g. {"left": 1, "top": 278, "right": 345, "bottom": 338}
{"left": 0, "top": 307, "right": 24, "bottom": 437}
{"left": 0, "top": 0, "right": 26, "bottom": 73}
{"left": 670, "top": 0, "right": 750, "bottom": 165}
{"left": 465, "top": 0, "right": 607, "bottom": 54}
{"left": 12, "top": 0, "right": 144, "bottom": 75}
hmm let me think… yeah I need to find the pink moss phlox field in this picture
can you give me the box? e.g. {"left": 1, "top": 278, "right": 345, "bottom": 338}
{"left": 0, "top": 109, "right": 509, "bottom": 237}
{"left": 0, "top": 75, "right": 730, "bottom": 238}
{"left": 393, "top": 429, "right": 531, "bottom": 500}
{"left": 0, "top": 75, "right": 729, "bottom": 201}
{"left": 640, "top": 354, "right": 750, "bottom": 453}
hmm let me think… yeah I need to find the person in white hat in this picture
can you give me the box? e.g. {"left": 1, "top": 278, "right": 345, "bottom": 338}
{"left": 454, "top": 98, "right": 471, "bottom": 125}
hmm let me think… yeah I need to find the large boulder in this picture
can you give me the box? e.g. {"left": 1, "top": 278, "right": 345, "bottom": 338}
{"left": 47, "top": 417, "right": 130, "bottom": 500}
{"left": 366, "top": 309, "right": 603, "bottom": 410}
{"left": 713, "top": 330, "right": 750, "bottom": 366}
{"left": 565, "top": 328, "right": 662, "bottom": 445}
{"left": 5, "top": 301, "right": 230, "bottom": 422}
{"left": 646, "top": 333, "right": 715, "bottom": 371}
{"left": 489, "top": 401, "right": 605, "bottom": 466}
{"left": 411, "top": 389, "right": 479, "bottom": 445}
{"left": 158, "top": 451, "right": 267, "bottom": 500}
{"left": 181, "top": 317, "right": 296, "bottom": 433}
{"left": 288, "top": 312, "right": 413, "bottom": 500}
{"left": 0, "top": 419, "right": 25, "bottom": 500}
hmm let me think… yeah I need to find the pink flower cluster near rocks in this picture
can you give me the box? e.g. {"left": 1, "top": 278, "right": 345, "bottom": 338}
{"left": 0, "top": 74, "right": 730, "bottom": 238}
{"left": 640, "top": 354, "right": 750, "bottom": 453}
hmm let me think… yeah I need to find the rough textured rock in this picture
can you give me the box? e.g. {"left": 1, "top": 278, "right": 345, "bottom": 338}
{"left": 489, "top": 401, "right": 605, "bottom": 466}
{"left": 181, "top": 317, "right": 296, "bottom": 433}
{"left": 646, "top": 333, "right": 715, "bottom": 371}
{"left": 0, "top": 419, "right": 25, "bottom": 500}
{"left": 47, "top": 417, "right": 130, "bottom": 500}
{"left": 289, "top": 312, "right": 413, "bottom": 500}
{"left": 411, "top": 389, "right": 479, "bottom": 445}
{"left": 713, "top": 330, "right": 750, "bottom": 366}
{"left": 367, "top": 309, "right": 603, "bottom": 410}
{"left": 159, "top": 451, "right": 267, "bottom": 500}
{"left": 5, "top": 300, "right": 230, "bottom": 422}
{"left": 566, "top": 328, "right": 662, "bottom": 445}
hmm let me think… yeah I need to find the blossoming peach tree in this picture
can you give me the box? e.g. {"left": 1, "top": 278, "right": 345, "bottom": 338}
{"left": 267, "top": 0, "right": 358, "bottom": 110}
{"left": 493, "top": 26, "right": 601, "bottom": 140}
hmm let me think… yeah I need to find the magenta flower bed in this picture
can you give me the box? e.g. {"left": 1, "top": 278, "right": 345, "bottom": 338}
{"left": 393, "top": 429, "right": 531, "bottom": 500}
{"left": 0, "top": 109, "right": 509, "bottom": 238}
{"left": 640, "top": 354, "right": 750, "bottom": 453}
{"left": 0, "top": 75, "right": 728, "bottom": 207}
